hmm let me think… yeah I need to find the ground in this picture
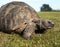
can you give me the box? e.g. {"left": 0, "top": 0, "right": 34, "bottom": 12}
{"left": 0, "top": 12, "right": 60, "bottom": 47}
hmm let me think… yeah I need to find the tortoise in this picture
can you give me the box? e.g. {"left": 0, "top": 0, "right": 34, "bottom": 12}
{"left": 39, "top": 19, "right": 54, "bottom": 33}
{"left": 0, "top": 1, "right": 54, "bottom": 39}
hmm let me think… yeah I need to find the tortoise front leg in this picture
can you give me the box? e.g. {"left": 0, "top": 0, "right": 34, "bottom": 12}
{"left": 23, "top": 22, "right": 36, "bottom": 39}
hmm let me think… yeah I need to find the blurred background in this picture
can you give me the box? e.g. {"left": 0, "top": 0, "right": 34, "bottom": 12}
{"left": 0, "top": 0, "right": 60, "bottom": 12}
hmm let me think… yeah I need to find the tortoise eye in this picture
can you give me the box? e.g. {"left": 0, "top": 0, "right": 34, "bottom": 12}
{"left": 48, "top": 21, "right": 51, "bottom": 24}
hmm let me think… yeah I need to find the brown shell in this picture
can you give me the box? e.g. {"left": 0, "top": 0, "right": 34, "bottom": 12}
{"left": 0, "top": 1, "right": 40, "bottom": 31}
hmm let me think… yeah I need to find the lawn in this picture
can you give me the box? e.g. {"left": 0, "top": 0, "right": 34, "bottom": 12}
{"left": 0, "top": 12, "right": 60, "bottom": 47}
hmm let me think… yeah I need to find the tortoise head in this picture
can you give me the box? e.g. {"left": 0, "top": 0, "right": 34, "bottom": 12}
{"left": 35, "top": 19, "right": 54, "bottom": 34}
{"left": 41, "top": 19, "right": 54, "bottom": 29}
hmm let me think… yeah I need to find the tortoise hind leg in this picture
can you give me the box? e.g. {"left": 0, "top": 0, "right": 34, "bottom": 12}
{"left": 22, "top": 22, "right": 36, "bottom": 39}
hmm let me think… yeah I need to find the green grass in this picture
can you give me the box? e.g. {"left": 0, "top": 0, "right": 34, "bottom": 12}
{"left": 0, "top": 12, "right": 60, "bottom": 47}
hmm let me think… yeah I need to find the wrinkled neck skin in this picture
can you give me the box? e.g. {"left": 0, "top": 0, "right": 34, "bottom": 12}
{"left": 40, "top": 20, "right": 48, "bottom": 30}
{"left": 35, "top": 20, "right": 47, "bottom": 34}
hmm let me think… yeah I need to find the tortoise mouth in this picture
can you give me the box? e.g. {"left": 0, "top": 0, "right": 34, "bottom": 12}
{"left": 47, "top": 23, "right": 54, "bottom": 29}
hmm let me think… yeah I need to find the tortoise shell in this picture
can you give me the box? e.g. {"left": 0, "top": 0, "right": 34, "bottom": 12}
{"left": 0, "top": 1, "right": 40, "bottom": 32}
